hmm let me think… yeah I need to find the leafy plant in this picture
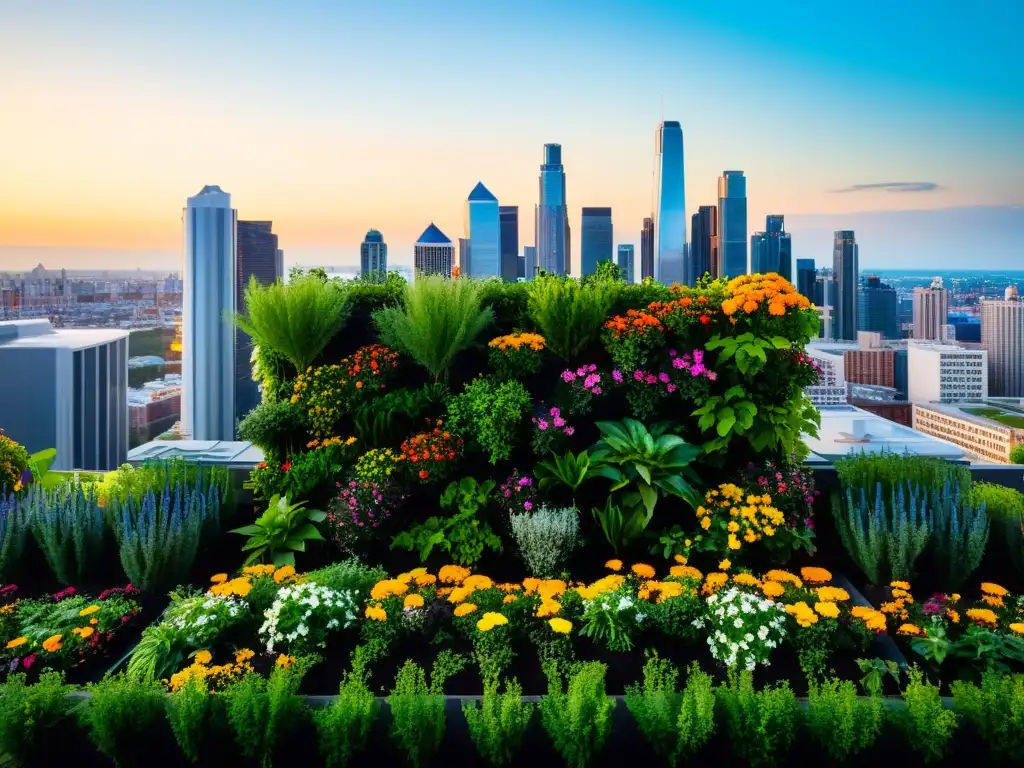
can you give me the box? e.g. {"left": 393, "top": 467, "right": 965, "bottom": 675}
{"left": 970, "top": 481, "right": 1024, "bottom": 577}
{"left": 463, "top": 676, "right": 534, "bottom": 767}
{"left": 806, "top": 677, "right": 883, "bottom": 763}
{"left": 388, "top": 652, "right": 465, "bottom": 768}
{"left": 167, "top": 674, "right": 226, "bottom": 764}
{"left": 535, "top": 449, "right": 595, "bottom": 509}
{"left": 446, "top": 377, "right": 531, "bottom": 464}
{"left": 26, "top": 483, "right": 106, "bottom": 586}
{"left": 352, "top": 388, "right": 431, "bottom": 449}
{"left": 578, "top": 583, "right": 646, "bottom": 652}
{"left": 898, "top": 668, "right": 958, "bottom": 764}
{"left": 527, "top": 275, "right": 619, "bottom": 361}
{"left": 392, "top": 478, "right": 502, "bottom": 565}
{"left": 0, "top": 672, "right": 76, "bottom": 766}
{"left": 1011, "top": 443, "right": 1024, "bottom": 464}
{"left": 951, "top": 671, "right": 1024, "bottom": 764}
{"left": 235, "top": 273, "right": 351, "bottom": 374}
{"left": 855, "top": 657, "right": 901, "bottom": 698}
{"left": 237, "top": 399, "right": 310, "bottom": 460}
{"left": 715, "top": 671, "right": 799, "bottom": 768}
{"left": 706, "top": 331, "right": 791, "bottom": 376}
{"left": 315, "top": 657, "right": 379, "bottom": 768}
{"left": 509, "top": 505, "right": 579, "bottom": 577}
{"left": 0, "top": 488, "right": 30, "bottom": 580}
{"left": 80, "top": 675, "right": 169, "bottom": 768}
{"left": 540, "top": 661, "right": 615, "bottom": 768}
{"left": 929, "top": 480, "right": 988, "bottom": 590}
{"left": 835, "top": 451, "right": 971, "bottom": 496}
{"left": 373, "top": 274, "right": 494, "bottom": 381}
{"left": 230, "top": 494, "right": 326, "bottom": 567}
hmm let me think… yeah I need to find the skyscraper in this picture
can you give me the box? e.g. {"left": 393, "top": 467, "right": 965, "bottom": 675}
{"left": 765, "top": 215, "right": 792, "bottom": 281}
{"left": 458, "top": 238, "right": 471, "bottom": 275}
{"left": 640, "top": 217, "right": 654, "bottom": 280}
{"left": 275, "top": 249, "right": 284, "bottom": 279}
{"left": 414, "top": 223, "right": 454, "bottom": 277}
{"left": 183, "top": 185, "right": 236, "bottom": 441}
{"left": 831, "top": 230, "right": 859, "bottom": 341}
{"left": 858, "top": 275, "right": 900, "bottom": 340}
{"left": 981, "top": 286, "right": 1024, "bottom": 396}
{"left": 536, "top": 144, "right": 568, "bottom": 276}
{"left": 464, "top": 182, "right": 500, "bottom": 278}
{"left": 359, "top": 229, "right": 387, "bottom": 280}
{"left": 796, "top": 259, "right": 816, "bottom": 300}
{"left": 617, "top": 245, "right": 635, "bottom": 283}
{"left": 689, "top": 206, "right": 717, "bottom": 284}
{"left": 653, "top": 121, "right": 685, "bottom": 284}
{"left": 581, "top": 207, "right": 613, "bottom": 276}
{"left": 522, "top": 246, "right": 536, "bottom": 280}
{"left": 498, "top": 206, "right": 519, "bottom": 282}
{"left": 236, "top": 220, "right": 280, "bottom": 424}
{"left": 717, "top": 171, "right": 747, "bottom": 278}
{"left": 912, "top": 277, "right": 949, "bottom": 340}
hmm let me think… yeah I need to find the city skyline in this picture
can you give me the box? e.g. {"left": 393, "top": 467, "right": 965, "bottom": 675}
{"left": 1, "top": 1, "right": 1021, "bottom": 272}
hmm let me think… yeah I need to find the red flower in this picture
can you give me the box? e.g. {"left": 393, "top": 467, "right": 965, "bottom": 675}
{"left": 22, "top": 654, "right": 36, "bottom": 669}
{"left": 418, "top": 470, "right": 430, "bottom": 479}
{"left": 281, "top": 462, "right": 292, "bottom": 472}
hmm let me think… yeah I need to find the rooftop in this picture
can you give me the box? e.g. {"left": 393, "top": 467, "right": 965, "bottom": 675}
{"left": 915, "top": 401, "right": 1024, "bottom": 433}
{"left": 804, "top": 404, "right": 965, "bottom": 462}
{"left": 467, "top": 181, "right": 497, "bottom": 203}
{"left": 127, "top": 440, "right": 264, "bottom": 469}
{"left": 0, "top": 319, "right": 128, "bottom": 351}
{"left": 416, "top": 223, "right": 452, "bottom": 245}
{"left": 363, "top": 229, "right": 384, "bottom": 243}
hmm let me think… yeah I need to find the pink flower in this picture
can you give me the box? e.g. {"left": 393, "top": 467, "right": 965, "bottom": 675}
{"left": 537, "top": 419, "right": 549, "bottom": 431}
{"left": 564, "top": 426, "right": 575, "bottom": 436}
{"left": 690, "top": 364, "right": 705, "bottom": 377}
{"left": 706, "top": 370, "right": 718, "bottom": 381}
{"left": 519, "top": 476, "right": 532, "bottom": 486}
{"left": 658, "top": 372, "right": 670, "bottom": 383}
{"left": 666, "top": 383, "right": 677, "bottom": 393}
{"left": 549, "top": 407, "right": 560, "bottom": 418}
{"left": 775, "top": 472, "right": 783, "bottom": 480}
{"left": 692, "top": 350, "right": 704, "bottom": 365}
{"left": 22, "top": 654, "right": 36, "bottom": 669}
{"left": 553, "top": 417, "right": 566, "bottom": 428}
{"left": 584, "top": 373, "right": 601, "bottom": 389}
{"left": 523, "top": 501, "right": 533, "bottom": 511}
{"left": 757, "top": 476, "right": 769, "bottom": 486}
{"left": 591, "top": 386, "right": 602, "bottom": 395}
{"left": 777, "top": 482, "right": 788, "bottom": 492}
{"left": 668, "top": 348, "right": 678, "bottom": 357}
{"left": 588, "top": 364, "right": 597, "bottom": 372}
{"left": 633, "top": 369, "right": 644, "bottom": 381}
{"left": 576, "top": 366, "right": 587, "bottom": 377}
{"left": 645, "top": 374, "right": 657, "bottom": 385}
{"left": 672, "top": 358, "right": 687, "bottom": 369}
{"left": 561, "top": 370, "right": 576, "bottom": 383}
{"left": 612, "top": 369, "right": 623, "bottom": 383}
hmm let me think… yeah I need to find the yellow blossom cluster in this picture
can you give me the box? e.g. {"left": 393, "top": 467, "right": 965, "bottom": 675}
{"left": 476, "top": 612, "right": 508, "bottom": 632}
{"left": 696, "top": 484, "right": 784, "bottom": 552}
{"left": 851, "top": 606, "right": 887, "bottom": 632}
{"left": 488, "top": 332, "right": 546, "bottom": 352}
{"left": 167, "top": 648, "right": 255, "bottom": 693}
{"left": 721, "top": 273, "right": 812, "bottom": 317}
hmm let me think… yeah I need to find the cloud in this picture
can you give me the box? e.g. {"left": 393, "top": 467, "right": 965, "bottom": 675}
{"left": 829, "top": 182, "right": 941, "bottom": 194}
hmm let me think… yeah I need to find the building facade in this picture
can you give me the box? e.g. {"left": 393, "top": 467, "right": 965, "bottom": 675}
{"left": 617, "top": 244, "right": 635, "bottom": 284}
{"left": 907, "top": 343, "right": 988, "bottom": 403}
{"left": 464, "top": 182, "right": 500, "bottom": 278}
{"left": 183, "top": 185, "right": 236, "bottom": 441}
{"left": 858, "top": 275, "right": 900, "bottom": 340}
{"left": 235, "top": 220, "right": 281, "bottom": 426}
{"left": 359, "top": 229, "right": 387, "bottom": 280}
{"left": 581, "top": 207, "right": 613, "bottom": 276}
{"left": 796, "top": 259, "right": 816, "bottom": 301}
{"left": 653, "top": 121, "right": 686, "bottom": 285}
{"left": 0, "top": 320, "right": 129, "bottom": 471}
{"left": 831, "top": 230, "right": 859, "bottom": 341}
{"left": 414, "top": 223, "right": 454, "bottom": 277}
{"left": 980, "top": 287, "right": 1024, "bottom": 396}
{"left": 749, "top": 215, "right": 792, "bottom": 280}
{"left": 912, "top": 277, "right": 949, "bottom": 340}
{"left": 522, "top": 246, "right": 536, "bottom": 280}
{"left": 640, "top": 217, "right": 654, "bottom": 281}
{"left": 717, "top": 170, "right": 747, "bottom": 278}
{"left": 913, "top": 403, "right": 1024, "bottom": 464}
{"left": 458, "top": 238, "right": 471, "bottom": 275}
{"left": 689, "top": 205, "right": 717, "bottom": 284}
{"left": 535, "top": 144, "right": 568, "bottom": 276}
{"left": 498, "top": 206, "right": 519, "bottom": 282}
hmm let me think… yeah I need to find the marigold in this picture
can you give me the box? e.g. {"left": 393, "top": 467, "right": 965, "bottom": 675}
{"left": 765, "top": 570, "right": 803, "bottom": 588}
{"left": 463, "top": 575, "right": 494, "bottom": 591}
{"left": 850, "top": 606, "right": 887, "bottom": 632}
{"left": 761, "top": 581, "right": 786, "bottom": 598}
{"left": 702, "top": 572, "right": 728, "bottom": 595}
{"left": 79, "top": 605, "right": 101, "bottom": 617}
{"left": 605, "top": 559, "right": 623, "bottom": 572}
{"left": 816, "top": 586, "right": 850, "bottom": 602}
{"left": 208, "top": 577, "right": 252, "bottom": 598}
{"left": 503, "top": 594, "right": 518, "bottom": 604}
{"left": 454, "top": 603, "right": 478, "bottom": 617}
{"left": 786, "top": 602, "right": 818, "bottom": 627}
{"left": 889, "top": 580, "right": 911, "bottom": 590}
{"left": 800, "top": 567, "right": 832, "bottom": 584}
{"left": 439, "top": 565, "right": 471, "bottom": 584}
{"left": 276, "top": 654, "right": 296, "bottom": 669}
{"left": 537, "top": 580, "right": 567, "bottom": 600}
{"left": 897, "top": 623, "right": 924, "bottom": 636}
{"left": 536, "top": 600, "right": 562, "bottom": 617}
{"left": 732, "top": 573, "right": 760, "bottom": 587}
{"left": 477, "top": 612, "right": 508, "bottom": 632}
{"left": 522, "top": 578, "right": 541, "bottom": 593}
{"left": 404, "top": 594, "right": 425, "bottom": 609}
{"left": 273, "top": 565, "right": 297, "bottom": 583}
{"left": 631, "top": 563, "right": 656, "bottom": 579}
{"left": 814, "top": 601, "right": 840, "bottom": 619}
{"left": 371, "top": 579, "right": 410, "bottom": 600}
{"left": 966, "top": 608, "right": 998, "bottom": 626}
{"left": 980, "top": 582, "right": 1008, "bottom": 597}
{"left": 235, "top": 648, "right": 255, "bottom": 663}
{"left": 1009, "top": 623, "right": 1024, "bottom": 635}
{"left": 670, "top": 565, "right": 703, "bottom": 581}
{"left": 365, "top": 605, "right": 387, "bottom": 622}
{"left": 673, "top": 554, "right": 687, "bottom": 564}
{"left": 72, "top": 626, "right": 95, "bottom": 638}
{"left": 243, "top": 564, "right": 276, "bottom": 577}
{"left": 982, "top": 594, "right": 1005, "bottom": 608}
{"left": 448, "top": 586, "right": 474, "bottom": 604}
{"left": 414, "top": 573, "right": 437, "bottom": 587}
{"left": 947, "top": 609, "right": 961, "bottom": 624}
{"left": 41, "top": 634, "right": 63, "bottom": 653}
{"left": 718, "top": 559, "right": 731, "bottom": 571}
{"left": 5, "top": 636, "right": 27, "bottom": 649}
{"left": 194, "top": 650, "right": 213, "bottom": 665}
{"left": 210, "top": 573, "right": 228, "bottom": 584}
{"left": 549, "top": 618, "right": 572, "bottom": 634}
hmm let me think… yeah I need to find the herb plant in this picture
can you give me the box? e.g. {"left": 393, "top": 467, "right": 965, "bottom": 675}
{"left": 314, "top": 657, "right": 380, "bottom": 768}
{"left": 0, "top": 672, "right": 76, "bottom": 765}
{"left": 898, "top": 668, "right": 958, "bottom": 764}
{"left": 540, "top": 662, "right": 615, "bottom": 768}
{"left": 970, "top": 481, "right": 1024, "bottom": 577}
{"left": 462, "top": 676, "right": 534, "bottom": 766}
{"left": 80, "top": 675, "right": 169, "bottom": 768}
{"left": 388, "top": 651, "right": 465, "bottom": 768}
{"left": 167, "top": 674, "right": 226, "bottom": 764}
{"left": 509, "top": 505, "right": 578, "bottom": 577}
{"left": 527, "top": 275, "right": 619, "bottom": 361}
{"left": 951, "top": 671, "right": 1024, "bottom": 764}
{"left": 716, "top": 671, "right": 799, "bottom": 768}
{"left": 26, "top": 483, "right": 106, "bottom": 586}
{"left": 0, "top": 488, "right": 29, "bottom": 580}
{"left": 446, "top": 377, "right": 531, "bottom": 463}
{"left": 805, "top": 677, "right": 883, "bottom": 763}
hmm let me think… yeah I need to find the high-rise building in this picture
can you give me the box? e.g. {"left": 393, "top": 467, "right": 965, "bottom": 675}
{"left": 0, "top": 319, "right": 128, "bottom": 471}
{"left": 236, "top": 220, "right": 280, "bottom": 425}
{"left": 498, "top": 206, "right": 519, "bottom": 282}
{"left": 717, "top": 171, "right": 747, "bottom": 278}
{"left": 652, "top": 121, "right": 686, "bottom": 284}
{"left": 183, "top": 185, "right": 236, "bottom": 441}
{"left": 753, "top": 214, "right": 792, "bottom": 281}
{"left": 465, "top": 182, "right": 500, "bottom": 278}
{"left": 458, "top": 238, "right": 471, "bottom": 275}
{"left": 275, "top": 249, "right": 284, "bottom": 279}
{"left": 857, "top": 275, "right": 900, "bottom": 340}
{"left": 981, "top": 286, "right": 1024, "bottom": 396}
{"left": 831, "top": 230, "right": 859, "bottom": 341}
{"left": 907, "top": 343, "right": 988, "bottom": 403}
{"left": 581, "top": 207, "right": 613, "bottom": 276}
{"left": 535, "top": 144, "right": 568, "bottom": 276}
{"left": 796, "top": 259, "right": 816, "bottom": 300}
{"left": 359, "top": 229, "right": 387, "bottom": 280}
{"left": 617, "top": 245, "right": 635, "bottom": 284}
{"left": 689, "top": 206, "right": 717, "bottom": 284}
{"left": 522, "top": 246, "right": 536, "bottom": 280}
{"left": 414, "top": 223, "right": 454, "bottom": 277}
{"left": 913, "top": 277, "right": 949, "bottom": 340}
{"left": 640, "top": 217, "right": 654, "bottom": 280}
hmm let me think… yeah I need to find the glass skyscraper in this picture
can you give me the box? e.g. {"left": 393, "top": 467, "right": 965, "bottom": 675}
{"left": 749, "top": 214, "right": 791, "bottom": 280}
{"left": 640, "top": 217, "right": 654, "bottom": 280}
{"left": 858, "top": 275, "right": 900, "bottom": 339}
{"left": 653, "top": 121, "right": 685, "bottom": 284}
{"left": 832, "top": 230, "right": 859, "bottom": 341}
{"left": 465, "top": 182, "right": 500, "bottom": 278}
{"left": 617, "top": 244, "right": 635, "bottom": 283}
{"left": 796, "top": 259, "right": 816, "bottom": 301}
{"left": 498, "top": 206, "right": 519, "bottom": 282}
{"left": 717, "top": 171, "right": 747, "bottom": 278}
{"left": 236, "top": 220, "right": 280, "bottom": 426}
{"left": 536, "top": 144, "right": 568, "bottom": 275}
{"left": 359, "top": 229, "right": 387, "bottom": 279}
{"left": 581, "top": 207, "right": 613, "bottom": 276}
{"left": 689, "top": 206, "right": 716, "bottom": 285}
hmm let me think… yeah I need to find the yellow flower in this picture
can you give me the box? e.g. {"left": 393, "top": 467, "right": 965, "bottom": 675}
{"left": 700, "top": 517, "right": 711, "bottom": 530}
{"left": 463, "top": 575, "right": 494, "bottom": 591}
{"left": 194, "top": 650, "right": 213, "bottom": 665}
{"left": 5, "top": 636, "right": 28, "bottom": 649}
{"left": 536, "top": 600, "right": 562, "bottom": 617}
{"left": 727, "top": 534, "right": 740, "bottom": 550}
{"left": 1009, "top": 623, "right": 1024, "bottom": 635}
{"left": 670, "top": 565, "right": 703, "bottom": 581}
{"left": 404, "top": 594, "right": 425, "bottom": 609}
{"left": 235, "top": 648, "right": 255, "bottom": 663}
{"left": 79, "top": 605, "right": 101, "bottom": 617}
{"left": 438, "top": 565, "right": 471, "bottom": 584}
{"left": 42, "top": 634, "right": 63, "bottom": 652}
{"left": 243, "top": 564, "right": 276, "bottom": 577}
{"left": 537, "top": 580, "right": 567, "bottom": 600}
{"left": 732, "top": 573, "right": 760, "bottom": 587}
{"left": 702, "top": 572, "right": 728, "bottom": 595}
{"left": 276, "top": 654, "right": 296, "bottom": 669}
{"left": 786, "top": 602, "right": 818, "bottom": 627}
{"left": 503, "top": 594, "right": 518, "bottom": 604}
{"left": 631, "top": 563, "right": 656, "bottom": 579}
{"left": 210, "top": 573, "right": 228, "bottom": 584}
{"left": 814, "top": 601, "right": 840, "bottom": 619}
{"left": 889, "top": 580, "right": 911, "bottom": 590}
{"left": 718, "top": 559, "right": 731, "bottom": 571}
{"left": 673, "top": 554, "right": 687, "bottom": 564}
{"left": 371, "top": 579, "right": 410, "bottom": 600}
{"left": 414, "top": 573, "right": 437, "bottom": 587}
{"left": 966, "top": 608, "right": 998, "bottom": 626}
{"left": 605, "top": 559, "right": 623, "bottom": 572}
{"left": 365, "top": 605, "right": 387, "bottom": 622}
{"left": 816, "top": 586, "right": 850, "bottom": 602}
{"left": 549, "top": 618, "right": 572, "bottom": 634}
{"left": 761, "top": 581, "right": 786, "bottom": 598}
{"left": 897, "top": 623, "right": 923, "bottom": 636}
{"left": 273, "top": 565, "right": 297, "bottom": 583}
{"left": 800, "top": 567, "right": 832, "bottom": 584}
{"left": 72, "top": 626, "right": 95, "bottom": 638}
{"left": 454, "top": 603, "right": 478, "bottom": 617}
{"left": 766, "top": 570, "right": 803, "bottom": 588}
{"left": 980, "top": 582, "right": 1008, "bottom": 597}
{"left": 476, "top": 612, "right": 508, "bottom": 632}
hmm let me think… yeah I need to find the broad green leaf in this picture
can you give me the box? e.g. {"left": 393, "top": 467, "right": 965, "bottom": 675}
{"left": 306, "top": 509, "right": 327, "bottom": 522}
{"left": 634, "top": 463, "right": 652, "bottom": 485}
{"left": 770, "top": 336, "right": 791, "bottom": 349}
{"left": 230, "top": 525, "right": 264, "bottom": 536}
{"left": 272, "top": 550, "right": 296, "bottom": 567}
{"left": 636, "top": 482, "right": 657, "bottom": 519}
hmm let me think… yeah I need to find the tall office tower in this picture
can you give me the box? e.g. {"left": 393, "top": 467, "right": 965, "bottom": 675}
{"left": 0, "top": 319, "right": 128, "bottom": 471}
{"left": 652, "top": 121, "right": 685, "bottom": 284}
{"left": 749, "top": 233, "right": 766, "bottom": 274}
{"left": 617, "top": 245, "right": 635, "bottom": 283}
{"left": 857, "top": 275, "right": 900, "bottom": 340}
{"left": 981, "top": 286, "right": 1024, "bottom": 396}
{"left": 359, "top": 229, "right": 388, "bottom": 280}
{"left": 522, "top": 245, "right": 536, "bottom": 280}
{"left": 640, "top": 217, "right": 655, "bottom": 280}
{"left": 535, "top": 144, "right": 568, "bottom": 276}
{"left": 796, "top": 259, "right": 816, "bottom": 300}
{"left": 581, "top": 207, "right": 613, "bottom": 276}
{"left": 414, "top": 223, "right": 454, "bottom": 277}
{"left": 814, "top": 267, "right": 834, "bottom": 338}
{"left": 913, "top": 277, "right": 949, "bottom": 340}
{"left": 689, "top": 205, "right": 717, "bottom": 283}
{"left": 458, "top": 238, "right": 471, "bottom": 275}
{"left": 465, "top": 182, "right": 500, "bottom": 278}
{"left": 831, "top": 230, "right": 859, "bottom": 341}
{"left": 236, "top": 220, "right": 280, "bottom": 425}
{"left": 716, "top": 171, "right": 747, "bottom": 278}
{"left": 275, "top": 249, "right": 284, "bottom": 280}
{"left": 498, "top": 206, "right": 519, "bottom": 282}
{"left": 183, "top": 185, "right": 236, "bottom": 441}
{"left": 765, "top": 215, "right": 792, "bottom": 281}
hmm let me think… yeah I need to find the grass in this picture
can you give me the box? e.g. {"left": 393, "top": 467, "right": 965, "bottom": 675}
{"left": 962, "top": 407, "right": 1024, "bottom": 429}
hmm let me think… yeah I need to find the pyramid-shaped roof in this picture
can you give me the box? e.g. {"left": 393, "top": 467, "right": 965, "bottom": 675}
{"left": 416, "top": 223, "right": 451, "bottom": 244}
{"left": 467, "top": 181, "right": 497, "bottom": 202}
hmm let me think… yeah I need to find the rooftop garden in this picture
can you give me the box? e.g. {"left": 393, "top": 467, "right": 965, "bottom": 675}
{"left": 961, "top": 406, "right": 1024, "bottom": 430}
{"left": 2, "top": 266, "right": 1024, "bottom": 767}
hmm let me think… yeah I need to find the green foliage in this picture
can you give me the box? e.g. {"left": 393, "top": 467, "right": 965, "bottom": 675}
{"left": 1011, "top": 443, "right": 1024, "bottom": 464}
{"left": 970, "top": 481, "right": 1024, "bottom": 577}
{"left": 527, "top": 275, "right": 619, "bottom": 361}
{"left": 26, "top": 482, "right": 106, "bottom": 586}
{"left": 0, "top": 672, "right": 76, "bottom": 766}
{"left": 306, "top": 558, "right": 388, "bottom": 601}
{"left": 388, "top": 652, "right": 466, "bottom": 768}
{"left": 898, "top": 668, "right": 958, "bottom": 764}
{"left": 392, "top": 478, "right": 501, "bottom": 565}
{"left": 706, "top": 331, "right": 791, "bottom": 376}
{"left": 694, "top": 385, "right": 819, "bottom": 457}
{"left": 855, "top": 657, "right": 902, "bottom": 698}
{"left": 463, "top": 677, "right": 534, "bottom": 767}
{"left": 223, "top": 657, "right": 314, "bottom": 768}
{"left": 509, "top": 505, "right": 579, "bottom": 577}
{"left": 446, "top": 377, "right": 531, "bottom": 463}
{"left": 373, "top": 275, "right": 494, "bottom": 381}
{"left": 535, "top": 449, "right": 595, "bottom": 509}
{"left": 715, "top": 671, "right": 798, "bottom": 768}
{"left": 805, "top": 677, "right": 883, "bottom": 763}
{"left": 951, "top": 671, "right": 1024, "bottom": 764}
{"left": 80, "top": 674, "right": 168, "bottom": 768}
{"left": 237, "top": 399, "right": 310, "bottom": 460}
{"left": 0, "top": 487, "right": 30, "bottom": 580}
{"left": 929, "top": 480, "right": 989, "bottom": 590}
{"left": 235, "top": 273, "right": 351, "bottom": 375}
{"left": 540, "top": 662, "right": 615, "bottom": 768}
{"left": 835, "top": 451, "right": 971, "bottom": 496}
{"left": 277, "top": 441, "right": 360, "bottom": 503}
{"left": 97, "top": 459, "right": 231, "bottom": 512}
{"left": 315, "top": 657, "right": 379, "bottom": 768}
{"left": 167, "top": 675, "right": 225, "bottom": 763}
{"left": 353, "top": 388, "right": 432, "bottom": 449}
{"left": 230, "top": 493, "right": 326, "bottom": 567}
{"left": 583, "top": 259, "right": 623, "bottom": 285}
{"left": 624, "top": 655, "right": 715, "bottom": 766}
{"left": 0, "top": 429, "right": 29, "bottom": 491}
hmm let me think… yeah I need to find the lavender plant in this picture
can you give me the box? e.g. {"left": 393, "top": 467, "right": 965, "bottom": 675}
{"left": 27, "top": 483, "right": 106, "bottom": 586}
{"left": 929, "top": 480, "right": 988, "bottom": 590}
{"left": 0, "top": 489, "right": 29, "bottom": 580}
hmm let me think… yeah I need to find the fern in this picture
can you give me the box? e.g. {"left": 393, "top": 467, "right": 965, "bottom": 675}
{"left": 527, "top": 276, "right": 618, "bottom": 361}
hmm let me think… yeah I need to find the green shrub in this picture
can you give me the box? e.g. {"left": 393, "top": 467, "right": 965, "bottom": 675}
{"left": 805, "top": 677, "right": 883, "bottom": 763}
{"left": 509, "top": 505, "right": 579, "bottom": 577}
{"left": 315, "top": 658, "right": 379, "bottom": 768}
{"left": 373, "top": 275, "right": 494, "bottom": 382}
{"left": 527, "top": 275, "right": 618, "bottom": 361}
{"left": 835, "top": 452, "right": 971, "bottom": 494}
{"left": 716, "top": 671, "right": 798, "bottom": 768}
{"left": 0, "top": 429, "right": 29, "bottom": 492}
{"left": 26, "top": 483, "right": 106, "bottom": 586}
{"left": 80, "top": 674, "right": 168, "bottom": 767}
{"left": 898, "top": 668, "right": 958, "bottom": 764}
{"left": 167, "top": 674, "right": 226, "bottom": 763}
{"left": 463, "top": 676, "right": 534, "bottom": 767}
{"left": 446, "top": 377, "right": 531, "bottom": 463}
{"left": 541, "top": 661, "right": 615, "bottom": 768}
{"left": 970, "top": 481, "right": 1024, "bottom": 577}
{"left": 0, "top": 488, "right": 30, "bottom": 580}
{"left": 1010, "top": 443, "right": 1024, "bottom": 464}
{"left": 951, "top": 671, "right": 1024, "bottom": 764}
{"left": 238, "top": 399, "right": 310, "bottom": 460}
{"left": 388, "top": 651, "right": 465, "bottom": 768}
{"left": 0, "top": 672, "right": 76, "bottom": 765}
{"left": 307, "top": 558, "right": 387, "bottom": 601}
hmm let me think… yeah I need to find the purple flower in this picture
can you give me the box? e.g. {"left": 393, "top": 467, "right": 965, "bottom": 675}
{"left": 804, "top": 518, "right": 815, "bottom": 530}
{"left": 690, "top": 364, "right": 705, "bottom": 377}
{"left": 553, "top": 416, "right": 566, "bottom": 428}
{"left": 658, "top": 372, "right": 670, "bottom": 383}
{"left": 550, "top": 407, "right": 560, "bottom": 418}
{"left": 519, "top": 476, "right": 532, "bottom": 487}
{"left": 612, "top": 369, "right": 623, "bottom": 383}
{"left": 668, "top": 348, "right": 678, "bottom": 357}
{"left": 537, "top": 419, "right": 549, "bottom": 431}
{"left": 692, "top": 349, "right": 704, "bottom": 365}
{"left": 523, "top": 501, "right": 533, "bottom": 511}
{"left": 576, "top": 366, "right": 587, "bottom": 377}
{"left": 591, "top": 386, "right": 602, "bottom": 395}
{"left": 584, "top": 373, "right": 601, "bottom": 389}
{"left": 561, "top": 370, "right": 576, "bottom": 383}
{"left": 564, "top": 426, "right": 575, "bottom": 436}
{"left": 504, "top": 490, "right": 512, "bottom": 498}
{"left": 672, "top": 357, "right": 687, "bottom": 369}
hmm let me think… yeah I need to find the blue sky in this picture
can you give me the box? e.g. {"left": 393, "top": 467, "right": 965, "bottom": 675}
{"left": 0, "top": 0, "right": 1020, "bottom": 271}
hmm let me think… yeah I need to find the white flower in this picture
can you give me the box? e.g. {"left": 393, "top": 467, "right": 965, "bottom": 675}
{"left": 726, "top": 604, "right": 739, "bottom": 617}
{"left": 297, "top": 623, "right": 308, "bottom": 636}
{"left": 757, "top": 626, "right": 769, "bottom": 640}
{"left": 733, "top": 618, "right": 744, "bottom": 629}
{"left": 635, "top": 613, "right": 646, "bottom": 624}
{"left": 744, "top": 633, "right": 754, "bottom": 642}
{"left": 692, "top": 618, "right": 705, "bottom": 629}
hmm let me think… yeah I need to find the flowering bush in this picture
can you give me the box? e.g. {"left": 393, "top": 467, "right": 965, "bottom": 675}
{"left": 614, "top": 350, "right": 716, "bottom": 420}
{"left": 326, "top": 480, "right": 396, "bottom": 555}
{"left": 690, "top": 483, "right": 786, "bottom": 561}
{"left": 578, "top": 582, "right": 647, "bottom": 652}
{"left": 696, "top": 587, "right": 786, "bottom": 670}
{"left": 354, "top": 447, "right": 405, "bottom": 486}
{"left": 0, "top": 431, "right": 29, "bottom": 493}
{"left": 602, "top": 309, "right": 665, "bottom": 371}
{"left": 497, "top": 470, "right": 537, "bottom": 515}
{"left": 167, "top": 648, "right": 255, "bottom": 692}
{"left": 721, "top": 273, "right": 814, "bottom": 328}
{"left": 399, "top": 421, "right": 462, "bottom": 483}
{"left": 531, "top": 406, "right": 575, "bottom": 456}
{"left": 740, "top": 460, "right": 818, "bottom": 556}
{"left": 558, "top": 364, "right": 604, "bottom": 415}
{"left": 488, "top": 332, "right": 546, "bottom": 379}
{"left": 259, "top": 581, "right": 359, "bottom": 656}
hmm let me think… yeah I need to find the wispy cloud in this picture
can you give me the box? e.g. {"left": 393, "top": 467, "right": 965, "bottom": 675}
{"left": 829, "top": 182, "right": 941, "bottom": 194}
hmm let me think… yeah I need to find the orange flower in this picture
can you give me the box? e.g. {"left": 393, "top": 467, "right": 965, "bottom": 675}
{"left": 631, "top": 563, "right": 656, "bottom": 579}
{"left": 605, "top": 559, "right": 623, "bottom": 572}
{"left": 897, "top": 623, "right": 923, "bottom": 636}
{"left": 800, "top": 567, "right": 832, "bottom": 584}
